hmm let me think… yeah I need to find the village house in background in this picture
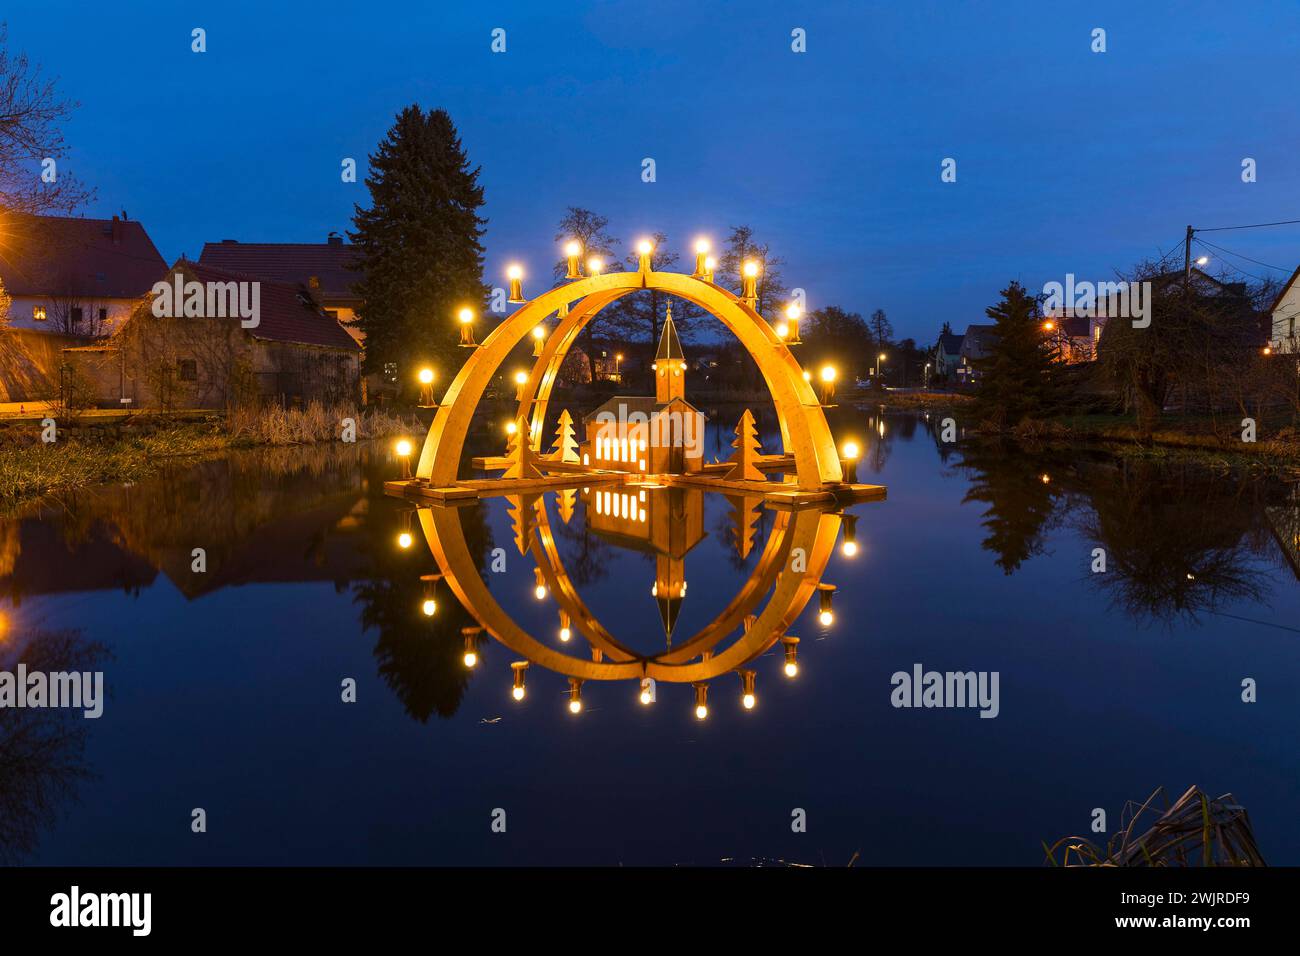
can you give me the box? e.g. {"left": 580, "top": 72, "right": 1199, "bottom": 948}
{"left": 0, "top": 213, "right": 167, "bottom": 402}
{"left": 956, "top": 324, "right": 996, "bottom": 385}
{"left": 1269, "top": 263, "right": 1300, "bottom": 353}
{"left": 197, "top": 234, "right": 370, "bottom": 395}
{"left": 934, "top": 329, "right": 964, "bottom": 381}
{"left": 63, "top": 260, "right": 361, "bottom": 409}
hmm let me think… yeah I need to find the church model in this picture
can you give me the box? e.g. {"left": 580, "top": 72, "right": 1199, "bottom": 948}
{"left": 579, "top": 306, "right": 707, "bottom": 476}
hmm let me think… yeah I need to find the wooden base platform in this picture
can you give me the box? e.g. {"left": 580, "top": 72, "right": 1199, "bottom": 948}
{"left": 386, "top": 472, "right": 886, "bottom": 507}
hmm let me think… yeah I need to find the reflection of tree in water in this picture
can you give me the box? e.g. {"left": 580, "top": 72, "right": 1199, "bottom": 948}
{"left": 710, "top": 494, "right": 773, "bottom": 571}
{"left": 0, "top": 628, "right": 109, "bottom": 864}
{"left": 1076, "top": 459, "right": 1273, "bottom": 625}
{"left": 957, "top": 440, "right": 1068, "bottom": 574}
{"left": 351, "top": 478, "right": 494, "bottom": 722}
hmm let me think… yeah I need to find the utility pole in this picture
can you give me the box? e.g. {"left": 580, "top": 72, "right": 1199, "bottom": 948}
{"left": 1184, "top": 224, "right": 1194, "bottom": 279}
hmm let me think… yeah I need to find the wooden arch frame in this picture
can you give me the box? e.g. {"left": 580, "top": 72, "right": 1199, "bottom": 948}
{"left": 416, "top": 269, "right": 844, "bottom": 490}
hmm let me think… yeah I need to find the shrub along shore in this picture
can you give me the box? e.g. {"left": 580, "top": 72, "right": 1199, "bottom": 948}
{"left": 0, "top": 403, "right": 416, "bottom": 501}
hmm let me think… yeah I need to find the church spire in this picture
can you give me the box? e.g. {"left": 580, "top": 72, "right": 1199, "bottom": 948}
{"left": 655, "top": 304, "right": 685, "bottom": 404}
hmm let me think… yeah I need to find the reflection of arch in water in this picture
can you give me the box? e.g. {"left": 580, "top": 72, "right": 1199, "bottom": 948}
{"left": 418, "top": 497, "right": 840, "bottom": 686}
{"left": 525, "top": 490, "right": 806, "bottom": 666}
{"left": 411, "top": 268, "right": 874, "bottom": 499}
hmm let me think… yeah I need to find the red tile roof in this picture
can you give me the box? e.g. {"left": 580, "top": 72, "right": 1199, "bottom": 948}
{"left": 197, "top": 239, "right": 360, "bottom": 301}
{"left": 0, "top": 213, "right": 167, "bottom": 298}
{"left": 175, "top": 260, "right": 360, "bottom": 351}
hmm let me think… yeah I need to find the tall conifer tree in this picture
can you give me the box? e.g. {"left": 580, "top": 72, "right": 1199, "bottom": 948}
{"left": 350, "top": 107, "right": 487, "bottom": 388}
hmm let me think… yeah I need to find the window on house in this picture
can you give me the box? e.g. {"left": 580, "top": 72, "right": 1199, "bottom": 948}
{"left": 178, "top": 359, "right": 197, "bottom": 381}
{"left": 383, "top": 362, "right": 398, "bottom": 384}
{"left": 325, "top": 310, "right": 339, "bottom": 320}
{"left": 71, "top": 307, "right": 84, "bottom": 326}
{"left": 33, "top": 305, "right": 47, "bottom": 321}
{"left": 98, "top": 307, "right": 108, "bottom": 323}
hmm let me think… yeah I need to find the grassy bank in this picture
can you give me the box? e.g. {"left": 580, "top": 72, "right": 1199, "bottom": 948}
{"left": 0, "top": 403, "right": 418, "bottom": 500}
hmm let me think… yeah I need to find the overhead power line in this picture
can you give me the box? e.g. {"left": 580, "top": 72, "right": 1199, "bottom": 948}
{"left": 1196, "top": 218, "right": 1300, "bottom": 233}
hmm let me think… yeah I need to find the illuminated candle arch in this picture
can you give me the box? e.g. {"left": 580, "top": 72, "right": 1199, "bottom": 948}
{"left": 415, "top": 269, "right": 844, "bottom": 491}
{"left": 416, "top": 502, "right": 841, "bottom": 685}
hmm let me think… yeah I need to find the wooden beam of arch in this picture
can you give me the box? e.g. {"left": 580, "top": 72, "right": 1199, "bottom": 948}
{"left": 416, "top": 270, "right": 843, "bottom": 490}
{"left": 417, "top": 503, "right": 840, "bottom": 684}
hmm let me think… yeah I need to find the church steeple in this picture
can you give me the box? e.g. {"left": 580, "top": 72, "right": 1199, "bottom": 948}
{"left": 655, "top": 304, "right": 685, "bottom": 405}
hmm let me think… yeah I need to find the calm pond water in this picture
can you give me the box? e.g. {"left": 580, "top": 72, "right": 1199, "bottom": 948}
{"left": 3, "top": 404, "right": 1299, "bottom": 866}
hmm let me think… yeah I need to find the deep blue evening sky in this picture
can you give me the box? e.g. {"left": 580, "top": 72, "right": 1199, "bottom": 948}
{"left": 8, "top": 0, "right": 1300, "bottom": 341}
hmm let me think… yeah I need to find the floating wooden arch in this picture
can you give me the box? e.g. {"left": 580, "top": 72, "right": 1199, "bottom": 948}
{"left": 415, "top": 269, "right": 844, "bottom": 490}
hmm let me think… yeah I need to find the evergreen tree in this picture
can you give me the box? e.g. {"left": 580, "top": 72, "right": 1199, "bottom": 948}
{"left": 350, "top": 106, "right": 487, "bottom": 388}
{"left": 972, "top": 281, "right": 1061, "bottom": 426}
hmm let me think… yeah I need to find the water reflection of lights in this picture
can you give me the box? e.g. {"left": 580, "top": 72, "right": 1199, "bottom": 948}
{"left": 406, "top": 487, "right": 873, "bottom": 719}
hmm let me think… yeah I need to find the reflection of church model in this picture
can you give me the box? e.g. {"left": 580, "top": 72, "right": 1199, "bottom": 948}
{"left": 579, "top": 306, "right": 707, "bottom": 476}
{"left": 584, "top": 484, "right": 706, "bottom": 637}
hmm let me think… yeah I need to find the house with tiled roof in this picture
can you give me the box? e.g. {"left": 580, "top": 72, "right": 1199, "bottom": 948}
{"left": 934, "top": 331, "right": 964, "bottom": 379}
{"left": 0, "top": 213, "right": 167, "bottom": 337}
{"left": 957, "top": 324, "right": 997, "bottom": 385}
{"left": 63, "top": 259, "right": 361, "bottom": 409}
{"left": 197, "top": 234, "right": 362, "bottom": 345}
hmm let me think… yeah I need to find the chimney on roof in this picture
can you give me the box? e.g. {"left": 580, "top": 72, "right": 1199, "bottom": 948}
{"left": 327, "top": 232, "right": 343, "bottom": 246}
{"left": 110, "top": 216, "right": 123, "bottom": 244}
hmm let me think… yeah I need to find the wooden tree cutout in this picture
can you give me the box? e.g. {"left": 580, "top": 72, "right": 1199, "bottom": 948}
{"left": 725, "top": 409, "right": 764, "bottom": 481}
{"left": 503, "top": 416, "right": 541, "bottom": 479}
{"left": 550, "top": 409, "right": 580, "bottom": 463}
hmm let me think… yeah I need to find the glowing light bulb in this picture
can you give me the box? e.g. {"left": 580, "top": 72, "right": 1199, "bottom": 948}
{"left": 418, "top": 368, "right": 434, "bottom": 384}
{"left": 569, "top": 699, "right": 583, "bottom": 714}
{"left": 637, "top": 239, "right": 653, "bottom": 255}
{"left": 784, "top": 662, "right": 799, "bottom": 678}
{"left": 587, "top": 257, "right": 604, "bottom": 274}
{"left": 842, "top": 441, "right": 859, "bottom": 460}
{"left": 559, "top": 627, "right": 571, "bottom": 642}
{"left": 842, "top": 541, "right": 859, "bottom": 558}
{"left": 512, "top": 686, "right": 525, "bottom": 701}
{"left": 421, "top": 599, "right": 437, "bottom": 616}
{"left": 786, "top": 303, "right": 801, "bottom": 320}
{"left": 640, "top": 690, "right": 653, "bottom": 705}
{"left": 775, "top": 322, "right": 789, "bottom": 339}
{"left": 532, "top": 325, "right": 545, "bottom": 340}
{"left": 507, "top": 264, "right": 522, "bottom": 280}
{"left": 819, "top": 610, "right": 834, "bottom": 627}
{"left": 457, "top": 307, "right": 474, "bottom": 324}
{"left": 397, "top": 532, "right": 413, "bottom": 549}
{"left": 695, "top": 238, "right": 710, "bottom": 253}
{"left": 820, "top": 365, "right": 836, "bottom": 383}
{"left": 505, "top": 421, "right": 518, "bottom": 435}
{"left": 463, "top": 651, "right": 478, "bottom": 668}
{"left": 705, "top": 256, "right": 717, "bottom": 270}
{"left": 514, "top": 371, "right": 528, "bottom": 385}
{"left": 743, "top": 693, "right": 756, "bottom": 710}
{"left": 534, "top": 584, "right": 547, "bottom": 600}
{"left": 743, "top": 261, "right": 759, "bottom": 277}
{"left": 695, "top": 704, "right": 708, "bottom": 720}
{"left": 395, "top": 439, "right": 412, "bottom": 457}
{"left": 564, "top": 240, "right": 581, "bottom": 256}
